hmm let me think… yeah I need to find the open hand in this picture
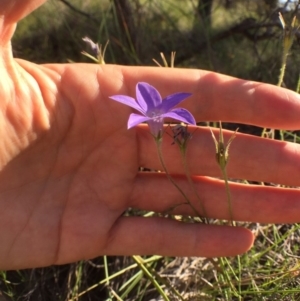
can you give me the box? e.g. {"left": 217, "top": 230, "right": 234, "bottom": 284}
{"left": 1, "top": 0, "right": 300, "bottom": 270}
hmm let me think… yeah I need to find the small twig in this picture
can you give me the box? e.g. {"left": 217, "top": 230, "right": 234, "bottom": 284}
{"left": 59, "top": 0, "right": 99, "bottom": 24}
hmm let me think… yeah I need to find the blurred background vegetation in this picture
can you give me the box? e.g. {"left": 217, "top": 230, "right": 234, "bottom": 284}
{"left": 13, "top": 0, "right": 300, "bottom": 87}
{"left": 2, "top": 0, "right": 300, "bottom": 300}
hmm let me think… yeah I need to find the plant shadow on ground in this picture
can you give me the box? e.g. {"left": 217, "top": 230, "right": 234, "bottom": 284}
{"left": 3, "top": 0, "right": 300, "bottom": 300}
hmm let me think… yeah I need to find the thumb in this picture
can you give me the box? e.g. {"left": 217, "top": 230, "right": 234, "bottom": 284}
{"left": 0, "top": 0, "right": 46, "bottom": 44}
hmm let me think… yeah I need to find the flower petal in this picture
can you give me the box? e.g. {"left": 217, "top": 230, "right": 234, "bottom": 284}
{"left": 82, "top": 37, "right": 100, "bottom": 56}
{"left": 159, "top": 92, "right": 192, "bottom": 113}
{"left": 128, "top": 113, "right": 151, "bottom": 129}
{"left": 162, "top": 108, "right": 196, "bottom": 125}
{"left": 136, "top": 82, "right": 162, "bottom": 112}
{"left": 109, "top": 95, "right": 144, "bottom": 114}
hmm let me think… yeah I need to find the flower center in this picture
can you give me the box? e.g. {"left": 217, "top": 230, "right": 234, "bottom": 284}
{"left": 150, "top": 111, "right": 163, "bottom": 122}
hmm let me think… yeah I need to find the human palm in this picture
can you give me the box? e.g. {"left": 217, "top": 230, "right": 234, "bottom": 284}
{"left": 1, "top": 54, "right": 148, "bottom": 268}
{"left": 2, "top": 0, "right": 300, "bottom": 270}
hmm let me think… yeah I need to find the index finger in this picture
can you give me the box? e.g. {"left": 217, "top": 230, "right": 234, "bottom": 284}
{"left": 101, "top": 65, "right": 300, "bottom": 130}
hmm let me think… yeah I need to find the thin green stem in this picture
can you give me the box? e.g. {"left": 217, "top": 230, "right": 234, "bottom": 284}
{"left": 221, "top": 167, "right": 234, "bottom": 226}
{"left": 132, "top": 256, "right": 170, "bottom": 301}
{"left": 296, "top": 73, "right": 300, "bottom": 93}
{"left": 103, "top": 255, "right": 113, "bottom": 299}
{"left": 219, "top": 257, "right": 241, "bottom": 298}
{"left": 277, "top": 51, "right": 288, "bottom": 87}
{"left": 237, "top": 254, "right": 242, "bottom": 301}
{"left": 210, "top": 123, "right": 236, "bottom": 225}
{"left": 180, "top": 148, "right": 208, "bottom": 221}
{"left": 262, "top": 20, "right": 292, "bottom": 139}
{"left": 275, "top": 49, "right": 290, "bottom": 141}
{"left": 155, "top": 138, "right": 202, "bottom": 219}
{"left": 103, "top": 256, "right": 110, "bottom": 285}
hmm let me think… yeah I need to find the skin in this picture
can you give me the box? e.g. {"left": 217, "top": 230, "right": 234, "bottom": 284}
{"left": 1, "top": 0, "right": 300, "bottom": 270}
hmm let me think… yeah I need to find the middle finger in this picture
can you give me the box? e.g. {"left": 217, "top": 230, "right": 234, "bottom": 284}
{"left": 137, "top": 125, "right": 300, "bottom": 187}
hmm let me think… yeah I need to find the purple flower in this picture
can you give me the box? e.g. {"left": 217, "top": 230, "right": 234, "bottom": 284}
{"left": 109, "top": 82, "right": 196, "bottom": 137}
{"left": 82, "top": 37, "right": 100, "bottom": 57}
